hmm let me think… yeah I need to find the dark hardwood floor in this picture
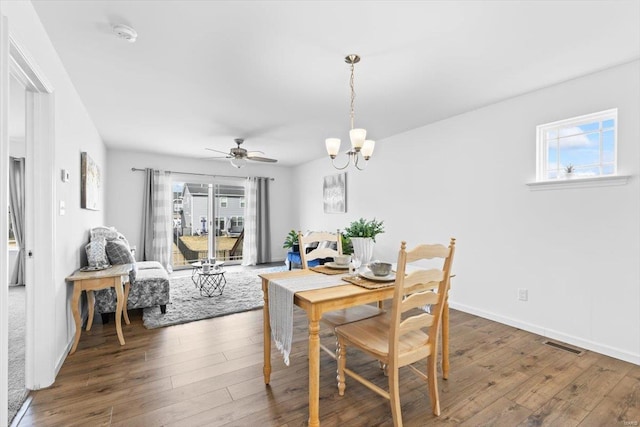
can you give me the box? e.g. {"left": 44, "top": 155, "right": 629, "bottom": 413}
{"left": 13, "top": 297, "right": 639, "bottom": 426}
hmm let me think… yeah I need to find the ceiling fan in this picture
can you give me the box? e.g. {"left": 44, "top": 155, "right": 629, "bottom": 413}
{"left": 206, "top": 138, "right": 278, "bottom": 168}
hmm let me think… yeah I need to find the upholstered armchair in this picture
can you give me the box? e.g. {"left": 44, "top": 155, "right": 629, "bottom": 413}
{"left": 86, "top": 227, "right": 170, "bottom": 321}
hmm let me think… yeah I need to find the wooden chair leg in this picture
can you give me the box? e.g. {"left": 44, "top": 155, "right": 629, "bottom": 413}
{"left": 427, "top": 354, "right": 440, "bottom": 416}
{"left": 388, "top": 364, "right": 403, "bottom": 427}
{"left": 337, "top": 338, "right": 347, "bottom": 396}
{"left": 442, "top": 301, "right": 450, "bottom": 380}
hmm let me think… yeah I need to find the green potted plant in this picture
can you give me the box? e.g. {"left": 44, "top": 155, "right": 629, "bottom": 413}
{"left": 282, "top": 229, "right": 300, "bottom": 253}
{"left": 340, "top": 232, "right": 353, "bottom": 255}
{"left": 343, "top": 218, "right": 385, "bottom": 265}
{"left": 343, "top": 218, "right": 385, "bottom": 242}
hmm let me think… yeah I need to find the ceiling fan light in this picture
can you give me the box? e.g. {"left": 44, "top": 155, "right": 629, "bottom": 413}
{"left": 349, "top": 128, "right": 366, "bottom": 151}
{"left": 230, "top": 157, "right": 247, "bottom": 168}
{"left": 325, "top": 138, "right": 341, "bottom": 158}
{"left": 361, "top": 140, "right": 375, "bottom": 159}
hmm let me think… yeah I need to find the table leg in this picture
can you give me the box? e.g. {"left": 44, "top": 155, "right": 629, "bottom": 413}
{"left": 192, "top": 266, "right": 198, "bottom": 287}
{"left": 114, "top": 278, "right": 126, "bottom": 346}
{"left": 70, "top": 284, "right": 82, "bottom": 354}
{"left": 86, "top": 290, "right": 95, "bottom": 331}
{"left": 262, "top": 278, "right": 271, "bottom": 384}
{"left": 123, "top": 280, "right": 131, "bottom": 325}
{"left": 308, "top": 315, "right": 321, "bottom": 427}
{"left": 442, "top": 300, "right": 450, "bottom": 380}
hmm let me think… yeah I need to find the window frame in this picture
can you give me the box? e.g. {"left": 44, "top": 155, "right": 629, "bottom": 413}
{"left": 536, "top": 108, "right": 618, "bottom": 182}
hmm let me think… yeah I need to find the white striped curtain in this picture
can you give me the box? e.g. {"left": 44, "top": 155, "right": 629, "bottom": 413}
{"left": 141, "top": 169, "right": 172, "bottom": 272}
{"left": 242, "top": 177, "right": 271, "bottom": 265}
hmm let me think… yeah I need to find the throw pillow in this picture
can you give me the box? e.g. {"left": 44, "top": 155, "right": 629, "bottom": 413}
{"left": 116, "top": 232, "right": 130, "bottom": 249}
{"left": 85, "top": 237, "right": 109, "bottom": 267}
{"left": 105, "top": 239, "right": 137, "bottom": 283}
{"left": 90, "top": 226, "right": 118, "bottom": 242}
{"left": 105, "top": 239, "right": 135, "bottom": 265}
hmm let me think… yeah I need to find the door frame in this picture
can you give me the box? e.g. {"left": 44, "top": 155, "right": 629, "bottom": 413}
{"left": 1, "top": 13, "right": 10, "bottom": 425}
{"left": 14, "top": 34, "right": 57, "bottom": 389}
{"left": 2, "top": 25, "right": 57, "bottom": 405}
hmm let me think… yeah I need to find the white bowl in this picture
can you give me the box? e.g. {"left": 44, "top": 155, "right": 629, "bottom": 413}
{"left": 368, "top": 261, "right": 392, "bottom": 276}
{"left": 334, "top": 255, "right": 351, "bottom": 266}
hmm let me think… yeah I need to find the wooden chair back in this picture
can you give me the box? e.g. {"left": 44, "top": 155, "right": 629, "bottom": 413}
{"left": 297, "top": 230, "right": 342, "bottom": 269}
{"left": 389, "top": 238, "right": 456, "bottom": 367}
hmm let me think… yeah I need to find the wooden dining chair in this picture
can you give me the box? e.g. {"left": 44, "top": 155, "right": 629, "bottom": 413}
{"left": 298, "top": 230, "right": 385, "bottom": 359}
{"left": 298, "top": 230, "right": 342, "bottom": 268}
{"left": 335, "top": 238, "right": 456, "bottom": 425}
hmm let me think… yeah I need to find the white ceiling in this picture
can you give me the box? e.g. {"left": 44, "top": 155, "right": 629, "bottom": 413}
{"left": 30, "top": 1, "right": 640, "bottom": 167}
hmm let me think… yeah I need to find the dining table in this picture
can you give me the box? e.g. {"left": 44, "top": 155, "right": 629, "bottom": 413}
{"left": 259, "top": 268, "right": 452, "bottom": 427}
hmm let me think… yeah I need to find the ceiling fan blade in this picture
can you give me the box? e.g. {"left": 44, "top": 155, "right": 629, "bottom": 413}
{"left": 203, "top": 155, "right": 232, "bottom": 160}
{"left": 247, "top": 150, "right": 265, "bottom": 156}
{"left": 205, "top": 147, "right": 232, "bottom": 155}
{"left": 247, "top": 155, "right": 278, "bottom": 163}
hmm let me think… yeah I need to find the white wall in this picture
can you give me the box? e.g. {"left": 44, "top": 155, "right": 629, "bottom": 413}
{"left": 105, "top": 149, "right": 294, "bottom": 264}
{"left": 292, "top": 60, "right": 640, "bottom": 364}
{"left": 3, "top": 1, "right": 107, "bottom": 383}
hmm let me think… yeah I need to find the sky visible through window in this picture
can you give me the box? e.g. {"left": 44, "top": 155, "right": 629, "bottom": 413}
{"left": 545, "top": 118, "right": 615, "bottom": 179}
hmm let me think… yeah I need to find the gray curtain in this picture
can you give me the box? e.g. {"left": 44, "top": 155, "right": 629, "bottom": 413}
{"left": 255, "top": 177, "right": 271, "bottom": 264}
{"left": 141, "top": 168, "right": 154, "bottom": 262}
{"left": 141, "top": 168, "right": 172, "bottom": 270}
{"left": 9, "top": 157, "right": 25, "bottom": 285}
{"left": 242, "top": 177, "right": 271, "bottom": 265}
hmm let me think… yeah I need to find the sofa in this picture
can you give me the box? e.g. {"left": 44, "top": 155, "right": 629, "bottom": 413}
{"left": 85, "top": 227, "right": 170, "bottom": 321}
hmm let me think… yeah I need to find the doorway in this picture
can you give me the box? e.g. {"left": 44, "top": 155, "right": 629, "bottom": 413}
{"left": 7, "top": 63, "right": 27, "bottom": 425}
{"left": 2, "top": 32, "right": 56, "bottom": 426}
{"left": 171, "top": 176, "right": 245, "bottom": 269}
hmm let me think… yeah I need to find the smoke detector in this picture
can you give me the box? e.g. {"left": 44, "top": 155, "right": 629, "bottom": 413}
{"left": 112, "top": 24, "right": 137, "bottom": 43}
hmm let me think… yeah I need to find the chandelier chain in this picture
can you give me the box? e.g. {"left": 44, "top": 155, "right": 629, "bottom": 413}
{"left": 349, "top": 61, "right": 356, "bottom": 130}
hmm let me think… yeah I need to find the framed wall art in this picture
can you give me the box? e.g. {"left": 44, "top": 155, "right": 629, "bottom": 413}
{"left": 81, "top": 152, "right": 101, "bottom": 210}
{"left": 323, "top": 172, "right": 346, "bottom": 214}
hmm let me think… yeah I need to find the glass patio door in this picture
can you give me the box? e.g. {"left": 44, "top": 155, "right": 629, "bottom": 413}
{"left": 211, "top": 180, "right": 245, "bottom": 264}
{"left": 171, "top": 176, "right": 245, "bottom": 269}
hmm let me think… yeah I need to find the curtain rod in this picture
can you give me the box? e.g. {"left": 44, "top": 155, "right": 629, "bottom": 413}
{"left": 130, "top": 167, "right": 274, "bottom": 181}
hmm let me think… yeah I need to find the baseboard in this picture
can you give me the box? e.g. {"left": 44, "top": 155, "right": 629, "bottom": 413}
{"left": 449, "top": 301, "right": 640, "bottom": 365}
{"left": 10, "top": 394, "right": 33, "bottom": 427}
{"left": 56, "top": 338, "right": 73, "bottom": 377}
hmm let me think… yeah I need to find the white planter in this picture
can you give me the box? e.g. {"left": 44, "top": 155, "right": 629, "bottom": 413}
{"left": 350, "top": 237, "right": 375, "bottom": 265}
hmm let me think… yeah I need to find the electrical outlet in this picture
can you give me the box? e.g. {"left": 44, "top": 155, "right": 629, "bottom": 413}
{"left": 518, "top": 288, "right": 528, "bottom": 301}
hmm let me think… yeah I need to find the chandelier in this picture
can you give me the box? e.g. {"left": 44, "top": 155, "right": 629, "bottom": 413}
{"left": 325, "top": 54, "right": 375, "bottom": 170}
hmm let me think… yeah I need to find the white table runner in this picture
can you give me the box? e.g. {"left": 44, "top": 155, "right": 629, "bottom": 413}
{"left": 268, "top": 273, "right": 348, "bottom": 365}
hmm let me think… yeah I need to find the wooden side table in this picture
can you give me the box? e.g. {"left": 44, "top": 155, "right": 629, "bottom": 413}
{"left": 65, "top": 264, "right": 132, "bottom": 354}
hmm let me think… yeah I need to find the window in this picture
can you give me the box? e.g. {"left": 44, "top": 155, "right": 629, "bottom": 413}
{"left": 230, "top": 216, "right": 244, "bottom": 228}
{"left": 219, "top": 197, "right": 228, "bottom": 208}
{"left": 8, "top": 206, "right": 15, "bottom": 248}
{"left": 536, "top": 109, "right": 617, "bottom": 181}
{"left": 240, "top": 197, "right": 245, "bottom": 208}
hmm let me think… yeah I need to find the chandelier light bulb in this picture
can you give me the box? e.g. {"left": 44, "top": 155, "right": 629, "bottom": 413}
{"left": 361, "top": 140, "right": 375, "bottom": 159}
{"left": 349, "top": 129, "right": 366, "bottom": 151}
{"left": 325, "top": 138, "right": 341, "bottom": 158}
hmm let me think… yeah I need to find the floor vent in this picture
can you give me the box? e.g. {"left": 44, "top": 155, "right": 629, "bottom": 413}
{"left": 544, "top": 340, "right": 584, "bottom": 355}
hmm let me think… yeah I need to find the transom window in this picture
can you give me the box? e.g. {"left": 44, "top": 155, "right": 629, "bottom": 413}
{"left": 536, "top": 109, "right": 617, "bottom": 181}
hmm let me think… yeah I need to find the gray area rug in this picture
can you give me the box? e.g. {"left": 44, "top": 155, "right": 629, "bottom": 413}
{"left": 8, "top": 285, "right": 27, "bottom": 425}
{"left": 143, "top": 266, "right": 287, "bottom": 329}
